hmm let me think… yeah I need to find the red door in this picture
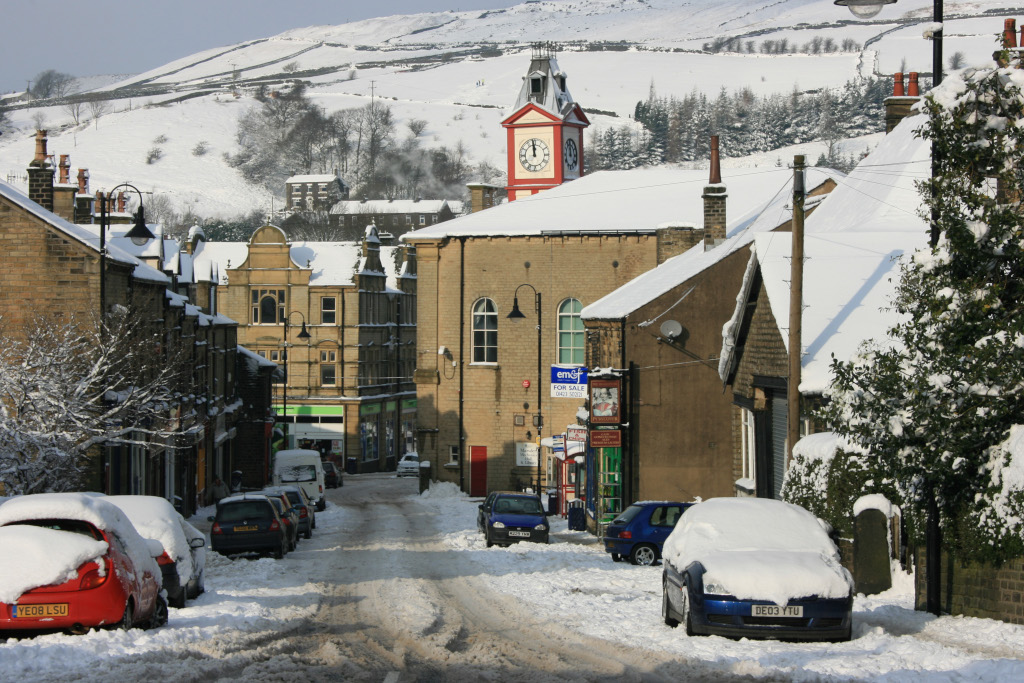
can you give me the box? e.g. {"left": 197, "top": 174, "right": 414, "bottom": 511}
{"left": 469, "top": 446, "right": 487, "bottom": 497}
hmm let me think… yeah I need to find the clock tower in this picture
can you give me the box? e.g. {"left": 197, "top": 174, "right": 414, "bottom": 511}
{"left": 502, "top": 45, "right": 590, "bottom": 202}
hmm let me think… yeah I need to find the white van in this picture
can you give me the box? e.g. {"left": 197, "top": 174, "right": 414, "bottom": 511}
{"left": 272, "top": 449, "right": 326, "bottom": 511}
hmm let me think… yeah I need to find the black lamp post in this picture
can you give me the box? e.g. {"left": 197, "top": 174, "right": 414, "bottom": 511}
{"left": 280, "top": 311, "right": 311, "bottom": 448}
{"left": 98, "top": 183, "right": 155, "bottom": 324}
{"left": 838, "top": 0, "right": 946, "bottom": 616}
{"left": 508, "top": 283, "right": 543, "bottom": 495}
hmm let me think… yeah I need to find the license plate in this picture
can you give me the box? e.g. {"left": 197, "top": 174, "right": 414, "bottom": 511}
{"left": 508, "top": 530, "right": 531, "bottom": 537}
{"left": 234, "top": 525, "right": 258, "bottom": 532}
{"left": 752, "top": 604, "right": 803, "bottom": 617}
{"left": 14, "top": 603, "right": 69, "bottom": 618}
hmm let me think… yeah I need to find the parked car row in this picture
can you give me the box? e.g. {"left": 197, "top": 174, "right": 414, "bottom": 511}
{"left": 209, "top": 485, "right": 316, "bottom": 559}
{"left": 0, "top": 492, "right": 202, "bottom": 636}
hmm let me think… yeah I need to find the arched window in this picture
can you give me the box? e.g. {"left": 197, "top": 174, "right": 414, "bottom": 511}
{"left": 251, "top": 289, "right": 285, "bottom": 324}
{"left": 472, "top": 298, "right": 498, "bottom": 363}
{"left": 557, "top": 298, "right": 584, "bottom": 365}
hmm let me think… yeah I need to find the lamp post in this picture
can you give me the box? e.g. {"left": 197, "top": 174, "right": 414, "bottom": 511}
{"left": 508, "top": 283, "right": 543, "bottom": 495}
{"left": 97, "top": 183, "right": 155, "bottom": 324}
{"left": 838, "top": 0, "right": 945, "bottom": 617}
{"left": 280, "top": 311, "right": 311, "bottom": 449}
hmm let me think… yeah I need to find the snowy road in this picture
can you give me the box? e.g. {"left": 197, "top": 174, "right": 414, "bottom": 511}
{"left": 2, "top": 474, "right": 1024, "bottom": 681}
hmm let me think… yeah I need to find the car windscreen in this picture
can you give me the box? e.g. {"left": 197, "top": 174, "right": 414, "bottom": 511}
{"left": 278, "top": 464, "right": 317, "bottom": 482}
{"left": 611, "top": 505, "right": 644, "bottom": 526}
{"left": 494, "top": 497, "right": 544, "bottom": 515}
{"left": 8, "top": 518, "right": 103, "bottom": 541}
{"left": 218, "top": 502, "right": 273, "bottom": 522}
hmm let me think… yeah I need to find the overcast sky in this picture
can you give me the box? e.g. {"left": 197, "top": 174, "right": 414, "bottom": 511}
{"left": 0, "top": 0, "right": 521, "bottom": 94}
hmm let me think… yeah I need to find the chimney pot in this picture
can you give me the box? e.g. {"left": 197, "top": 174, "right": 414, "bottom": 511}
{"left": 117, "top": 192, "right": 125, "bottom": 213}
{"left": 77, "top": 169, "right": 89, "bottom": 194}
{"left": 908, "top": 72, "right": 920, "bottom": 97}
{"left": 33, "top": 130, "right": 49, "bottom": 163}
{"left": 892, "top": 72, "right": 905, "bottom": 97}
{"left": 1004, "top": 19, "right": 1017, "bottom": 49}
{"left": 59, "top": 155, "right": 70, "bottom": 184}
{"left": 708, "top": 135, "right": 722, "bottom": 185}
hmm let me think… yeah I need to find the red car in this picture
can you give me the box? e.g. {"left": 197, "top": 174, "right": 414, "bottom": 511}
{"left": 0, "top": 493, "right": 166, "bottom": 634}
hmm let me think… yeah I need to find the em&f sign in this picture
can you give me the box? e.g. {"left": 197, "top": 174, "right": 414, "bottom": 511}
{"left": 550, "top": 365, "right": 588, "bottom": 398}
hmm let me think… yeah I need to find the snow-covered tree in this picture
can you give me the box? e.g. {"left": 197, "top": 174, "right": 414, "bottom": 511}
{"left": 0, "top": 312, "right": 188, "bottom": 495}
{"left": 822, "top": 52, "right": 1024, "bottom": 563}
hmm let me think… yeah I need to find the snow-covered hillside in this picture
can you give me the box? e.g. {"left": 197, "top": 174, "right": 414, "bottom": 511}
{"left": 0, "top": 0, "right": 1016, "bottom": 220}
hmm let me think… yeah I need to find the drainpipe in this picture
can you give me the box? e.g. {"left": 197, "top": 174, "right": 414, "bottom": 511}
{"left": 458, "top": 237, "right": 467, "bottom": 492}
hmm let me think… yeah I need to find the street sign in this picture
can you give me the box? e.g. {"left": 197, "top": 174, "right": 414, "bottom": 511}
{"left": 590, "top": 429, "right": 621, "bottom": 448}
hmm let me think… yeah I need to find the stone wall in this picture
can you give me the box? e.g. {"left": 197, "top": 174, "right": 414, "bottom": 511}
{"left": 915, "top": 548, "right": 1024, "bottom": 624}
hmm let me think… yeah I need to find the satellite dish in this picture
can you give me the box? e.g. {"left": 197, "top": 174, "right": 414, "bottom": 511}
{"left": 660, "top": 320, "right": 683, "bottom": 339}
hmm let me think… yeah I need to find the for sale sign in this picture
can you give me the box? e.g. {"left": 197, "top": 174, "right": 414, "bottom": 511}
{"left": 550, "top": 365, "right": 588, "bottom": 398}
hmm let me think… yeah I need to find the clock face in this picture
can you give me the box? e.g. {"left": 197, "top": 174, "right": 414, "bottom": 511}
{"left": 564, "top": 138, "right": 578, "bottom": 171}
{"left": 518, "top": 138, "right": 550, "bottom": 172}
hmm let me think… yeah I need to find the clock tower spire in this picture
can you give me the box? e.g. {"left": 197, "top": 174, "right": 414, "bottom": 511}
{"left": 502, "top": 44, "right": 589, "bottom": 202}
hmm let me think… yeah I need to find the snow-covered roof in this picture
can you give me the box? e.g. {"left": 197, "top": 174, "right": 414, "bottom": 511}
{"left": 508, "top": 54, "right": 579, "bottom": 121}
{"left": 0, "top": 179, "right": 168, "bottom": 284}
{"left": 238, "top": 343, "right": 278, "bottom": 369}
{"left": 404, "top": 167, "right": 808, "bottom": 241}
{"left": 582, "top": 167, "right": 842, "bottom": 320}
{"left": 286, "top": 173, "right": 347, "bottom": 185}
{"left": 193, "top": 239, "right": 404, "bottom": 288}
{"left": 330, "top": 199, "right": 449, "bottom": 215}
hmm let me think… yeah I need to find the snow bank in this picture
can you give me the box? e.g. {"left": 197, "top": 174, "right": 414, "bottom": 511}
{"left": 0, "top": 526, "right": 108, "bottom": 603}
{"left": 420, "top": 481, "right": 465, "bottom": 500}
{"left": 662, "top": 498, "right": 852, "bottom": 605}
{"left": 853, "top": 494, "right": 899, "bottom": 519}
{"left": 0, "top": 493, "right": 161, "bottom": 590}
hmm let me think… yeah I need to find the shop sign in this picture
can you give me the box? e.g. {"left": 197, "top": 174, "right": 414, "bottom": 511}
{"left": 516, "top": 441, "right": 539, "bottom": 466}
{"left": 566, "top": 425, "right": 587, "bottom": 442}
{"left": 550, "top": 365, "right": 588, "bottom": 398}
{"left": 590, "top": 429, "right": 621, "bottom": 448}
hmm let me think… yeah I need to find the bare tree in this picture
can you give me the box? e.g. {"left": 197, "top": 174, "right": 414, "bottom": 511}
{"left": 948, "top": 51, "right": 966, "bottom": 70}
{"left": 31, "top": 70, "right": 76, "bottom": 100}
{"left": 63, "top": 99, "right": 84, "bottom": 125}
{"left": 0, "top": 311, "right": 189, "bottom": 495}
{"left": 30, "top": 111, "right": 46, "bottom": 130}
{"left": 88, "top": 98, "right": 112, "bottom": 128}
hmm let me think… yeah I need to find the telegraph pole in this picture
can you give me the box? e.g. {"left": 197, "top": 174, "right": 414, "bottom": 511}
{"left": 787, "top": 155, "right": 806, "bottom": 462}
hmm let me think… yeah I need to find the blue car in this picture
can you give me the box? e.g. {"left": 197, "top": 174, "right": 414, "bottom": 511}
{"left": 478, "top": 492, "right": 549, "bottom": 547}
{"left": 661, "top": 498, "right": 853, "bottom": 642}
{"left": 603, "top": 501, "right": 693, "bottom": 565}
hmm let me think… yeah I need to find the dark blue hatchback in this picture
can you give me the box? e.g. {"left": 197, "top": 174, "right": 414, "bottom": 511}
{"left": 478, "top": 492, "right": 549, "bottom": 547}
{"left": 603, "top": 501, "right": 693, "bottom": 565}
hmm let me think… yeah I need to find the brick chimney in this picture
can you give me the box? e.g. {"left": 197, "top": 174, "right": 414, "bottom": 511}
{"left": 27, "top": 130, "right": 54, "bottom": 211}
{"left": 52, "top": 154, "right": 77, "bottom": 222}
{"left": 702, "top": 135, "right": 727, "bottom": 247}
{"left": 75, "top": 169, "right": 94, "bottom": 223}
{"left": 884, "top": 72, "right": 921, "bottom": 133}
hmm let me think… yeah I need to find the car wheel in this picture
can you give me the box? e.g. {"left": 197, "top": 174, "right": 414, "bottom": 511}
{"left": 485, "top": 529, "right": 494, "bottom": 548}
{"left": 611, "top": 553, "right": 623, "bottom": 562}
{"left": 171, "top": 589, "right": 186, "bottom": 609}
{"left": 149, "top": 595, "right": 169, "bottom": 629}
{"left": 680, "top": 585, "right": 694, "bottom": 636}
{"left": 273, "top": 541, "right": 285, "bottom": 560}
{"left": 305, "top": 527, "right": 312, "bottom": 540}
{"left": 630, "top": 544, "right": 658, "bottom": 566}
{"left": 118, "top": 599, "right": 135, "bottom": 631}
{"left": 662, "top": 584, "right": 679, "bottom": 628}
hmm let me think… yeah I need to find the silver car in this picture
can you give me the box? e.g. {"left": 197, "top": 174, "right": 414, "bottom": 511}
{"left": 396, "top": 453, "right": 420, "bottom": 477}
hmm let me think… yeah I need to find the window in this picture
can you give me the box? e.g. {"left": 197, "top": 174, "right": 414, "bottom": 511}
{"left": 557, "top": 298, "right": 584, "bottom": 364}
{"left": 251, "top": 289, "right": 285, "bottom": 324}
{"left": 741, "top": 407, "right": 756, "bottom": 483}
{"left": 405, "top": 215, "right": 412, "bottom": 225}
{"left": 321, "top": 296, "right": 336, "bottom": 324}
{"left": 320, "top": 349, "right": 337, "bottom": 386}
{"left": 257, "top": 349, "right": 281, "bottom": 362}
{"left": 472, "top": 298, "right": 497, "bottom": 363}
{"left": 418, "top": 214, "right": 426, "bottom": 225}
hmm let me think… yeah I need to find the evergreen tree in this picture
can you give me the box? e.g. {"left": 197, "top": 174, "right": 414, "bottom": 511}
{"left": 822, "top": 54, "right": 1024, "bottom": 564}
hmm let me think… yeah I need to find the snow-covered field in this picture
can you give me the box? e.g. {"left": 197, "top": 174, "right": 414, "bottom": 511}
{"left": 2, "top": 475, "right": 1022, "bottom": 681}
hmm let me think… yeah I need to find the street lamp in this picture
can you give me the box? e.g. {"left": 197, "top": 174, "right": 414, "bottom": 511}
{"left": 280, "top": 310, "right": 311, "bottom": 448}
{"left": 838, "top": 0, "right": 946, "bottom": 618}
{"left": 508, "top": 284, "right": 543, "bottom": 495}
{"left": 97, "top": 183, "right": 155, "bottom": 323}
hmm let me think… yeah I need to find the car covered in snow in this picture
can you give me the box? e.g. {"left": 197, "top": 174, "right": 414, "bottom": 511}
{"left": 105, "top": 495, "right": 206, "bottom": 608}
{"left": 396, "top": 452, "right": 420, "bottom": 477}
{"left": 210, "top": 493, "right": 289, "bottom": 559}
{"left": 661, "top": 498, "right": 853, "bottom": 642}
{"left": 477, "top": 492, "right": 549, "bottom": 547}
{"left": 0, "top": 492, "right": 167, "bottom": 634}
{"left": 603, "top": 501, "right": 693, "bottom": 565}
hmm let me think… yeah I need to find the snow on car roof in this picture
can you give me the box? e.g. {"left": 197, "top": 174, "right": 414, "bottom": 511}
{"left": 0, "top": 492, "right": 162, "bottom": 590}
{"left": 0, "top": 526, "right": 108, "bottom": 603}
{"left": 662, "top": 498, "right": 851, "bottom": 605}
{"left": 106, "top": 495, "right": 195, "bottom": 583}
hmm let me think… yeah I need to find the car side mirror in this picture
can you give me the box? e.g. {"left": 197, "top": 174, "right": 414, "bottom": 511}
{"left": 207, "top": 516, "right": 215, "bottom": 522}
{"left": 190, "top": 537, "right": 206, "bottom": 548}
{"left": 478, "top": 504, "right": 484, "bottom": 509}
